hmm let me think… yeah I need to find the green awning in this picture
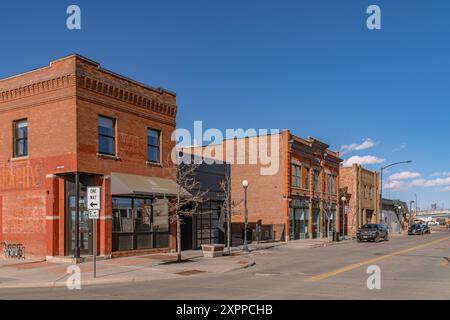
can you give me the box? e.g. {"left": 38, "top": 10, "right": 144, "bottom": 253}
{"left": 111, "top": 172, "right": 190, "bottom": 197}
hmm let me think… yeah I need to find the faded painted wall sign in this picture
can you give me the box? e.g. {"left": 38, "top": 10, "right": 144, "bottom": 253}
{"left": 0, "top": 163, "right": 44, "bottom": 191}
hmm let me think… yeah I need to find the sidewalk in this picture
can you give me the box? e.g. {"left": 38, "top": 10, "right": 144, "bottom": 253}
{"left": 0, "top": 251, "right": 254, "bottom": 289}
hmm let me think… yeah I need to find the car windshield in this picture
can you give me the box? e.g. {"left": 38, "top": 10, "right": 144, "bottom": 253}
{"left": 411, "top": 224, "right": 422, "bottom": 228}
{"left": 362, "top": 224, "right": 378, "bottom": 229}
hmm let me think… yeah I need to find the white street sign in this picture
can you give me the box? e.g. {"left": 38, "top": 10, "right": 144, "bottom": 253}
{"left": 89, "top": 210, "right": 99, "bottom": 219}
{"left": 87, "top": 187, "right": 101, "bottom": 210}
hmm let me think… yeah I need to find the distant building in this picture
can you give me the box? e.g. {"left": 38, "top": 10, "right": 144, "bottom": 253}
{"left": 381, "top": 199, "right": 409, "bottom": 232}
{"left": 183, "top": 130, "right": 343, "bottom": 242}
{"left": 339, "top": 164, "right": 380, "bottom": 237}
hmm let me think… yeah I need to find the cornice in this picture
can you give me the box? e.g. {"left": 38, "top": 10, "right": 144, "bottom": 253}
{"left": 76, "top": 75, "right": 177, "bottom": 119}
{"left": 0, "top": 73, "right": 178, "bottom": 124}
{"left": 77, "top": 95, "right": 176, "bottom": 127}
{"left": 0, "top": 74, "right": 75, "bottom": 103}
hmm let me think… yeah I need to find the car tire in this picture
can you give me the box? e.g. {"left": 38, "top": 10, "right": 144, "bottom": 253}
{"left": 357, "top": 238, "right": 362, "bottom": 242}
{"left": 375, "top": 235, "right": 381, "bottom": 243}
{"left": 384, "top": 233, "right": 389, "bottom": 241}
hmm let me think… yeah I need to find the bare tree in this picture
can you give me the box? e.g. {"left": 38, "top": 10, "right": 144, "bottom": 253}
{"left": 322, "top": 200, "right": 333, "bottom": 239}
{"left": 219, "top": 173, "right": 243, "bottom": 254}
{"left": 168, "top": 154, "right": 208, "bottom": 262}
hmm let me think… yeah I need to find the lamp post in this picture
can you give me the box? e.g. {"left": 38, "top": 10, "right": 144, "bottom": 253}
{"left": 242, "top": 180, "right": 249, "bottom": 252}
{"left": 409, "top": 200, "right": 415, "bottom": 226}
{"left": 379, "top": 161, "right": 412, "bottom": 224}
{"left": 397, "top": 205, "right": 403, "bottom": 234}
{"left": 341, "top": 196, "right": 347, "bottom": 240}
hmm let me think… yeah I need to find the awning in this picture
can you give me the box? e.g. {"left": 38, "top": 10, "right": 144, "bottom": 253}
{"left": 111, "top": 172, "right": 190, "bottom": 198}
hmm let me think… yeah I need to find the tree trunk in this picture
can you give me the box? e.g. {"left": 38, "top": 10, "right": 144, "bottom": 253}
{"left": 177, "top": 213, "right": 181, "bottom": 262}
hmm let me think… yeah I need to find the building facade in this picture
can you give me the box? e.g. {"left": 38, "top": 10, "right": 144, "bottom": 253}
{"left": 0, "top": 55, "right": 179, "bottom": 259}
{"left": 339, "top": 164, "right": 380, "bottom": 237}
{"left": 184, "top": 131, "right": 342, "bottom": 242}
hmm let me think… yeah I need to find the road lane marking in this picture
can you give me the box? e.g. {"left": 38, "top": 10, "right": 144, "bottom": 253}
{"left": 310, "top": 236, "right": 450, "bottom": 282}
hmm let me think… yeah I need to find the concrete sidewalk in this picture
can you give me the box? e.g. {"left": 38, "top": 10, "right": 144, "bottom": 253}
{"left": 0, "top": 251, "right": 254, "bottom": 289}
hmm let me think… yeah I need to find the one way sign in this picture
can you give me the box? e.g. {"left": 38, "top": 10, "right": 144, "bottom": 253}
{"left": 87, "top": 187, "right": 101, "bottom": 210}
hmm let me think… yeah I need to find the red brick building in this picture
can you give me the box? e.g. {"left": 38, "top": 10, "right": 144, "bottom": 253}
{"left": 339, "top": 164, "right": 380, "bottom": 237}
{"left": 184, "top": 131, "right": 342, "bottom": 242}
{"left": 0, "top": 55, "right": 179, "bottom": 259}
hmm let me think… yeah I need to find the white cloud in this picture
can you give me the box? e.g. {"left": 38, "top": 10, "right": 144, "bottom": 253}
{"left": 440, "top": 186, "right": 450, "bottom": 192}
{"left": 431, "top": 172, "right": 450, "bottom": 177}
{"left": 342, "top": 155, "right": 385, "bottom": 167}
{"left": 341, "top": 138, "right": 377, "bottom": 155}
{"left": 385, "top": 177, "right": 450, "bottom": 191}
{"left": 388, "top": 171, "right": 421, "bottom": 181}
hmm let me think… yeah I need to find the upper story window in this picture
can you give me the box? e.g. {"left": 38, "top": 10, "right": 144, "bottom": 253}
{"left": 98, "top": 115, "right": 116, "bottom": 155}
{"left": 327, "top": 174, "right": 336, "bottom": 194}
{"left": 147, "top": 128, "right": 161, "bottom": 163}
{"left": 291, "top": 164, "right": 301, "bottom": 188}
{"left": 13, "top": 119, "right": 28, "bottom": 157}
{"left": 313, "top": 169, "right": 321, "bottom": 191}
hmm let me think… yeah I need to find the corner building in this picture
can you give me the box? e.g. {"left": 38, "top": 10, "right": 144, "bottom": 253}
{"left": 0, "top": 55, "right": 179, "bottom": 259}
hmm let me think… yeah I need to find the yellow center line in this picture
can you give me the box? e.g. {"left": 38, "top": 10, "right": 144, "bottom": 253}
{"left": 310, "top": 236, "right": 450, "bottom": 282}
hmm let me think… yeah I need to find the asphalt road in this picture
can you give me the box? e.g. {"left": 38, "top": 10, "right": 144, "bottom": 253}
{"left": 1, "top": 230, "right": 450, "bottom": 300}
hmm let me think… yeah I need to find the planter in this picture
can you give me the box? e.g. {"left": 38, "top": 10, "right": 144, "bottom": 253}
{"left": 201, "top": 244, "right": 225, "bottom": 258}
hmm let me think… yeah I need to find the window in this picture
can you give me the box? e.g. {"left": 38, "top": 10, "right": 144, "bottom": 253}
{"left": 147, "top": 129, "right": 160, "bottom": 163}
{"left": 291, "top": 164, "right": 301, "bottom": 188}
{"left": 13, "top": 119, "right": 28, "bottom": 157}
{"left": 98, "top": 116, "right": 115, "bottom": 155}
{"left": 313, "top": 169, "right": 321, "bottom": 191}
{"left": 327, "top": 174, "right": 335, "bottom": 194}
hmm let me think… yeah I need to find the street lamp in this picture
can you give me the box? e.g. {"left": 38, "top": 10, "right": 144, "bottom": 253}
{"left": 242, "top": 180, "right": 249, "bottom": 252}
{"left": 341, "top": 196, "right": 347, "bottom": 240}
{"left": 379, "top": 161, "right": 412, "bottom": 224}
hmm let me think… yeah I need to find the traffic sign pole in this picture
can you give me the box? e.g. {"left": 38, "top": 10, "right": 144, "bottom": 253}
{"left": 87, "top": 187, "right": 101, "bottom": 279}
{"left": 93, "top": 219, "right": 97, "bottom": 278}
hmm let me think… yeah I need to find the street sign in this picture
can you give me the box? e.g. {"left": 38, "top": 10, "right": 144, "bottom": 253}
{"left": 87, "top": 187, "right": 101, "bottom": 210}
{"left": 88, "top": 210, "right": 99, "bottom": 219}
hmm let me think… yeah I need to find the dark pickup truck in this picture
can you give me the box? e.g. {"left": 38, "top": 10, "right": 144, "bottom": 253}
{"left": 356, "top": 224, "right": 389, "bottom": 243}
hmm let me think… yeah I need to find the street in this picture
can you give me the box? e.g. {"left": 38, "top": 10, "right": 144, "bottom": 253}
{"left": 1, "top": 230, "right": 450, "bottom": 300}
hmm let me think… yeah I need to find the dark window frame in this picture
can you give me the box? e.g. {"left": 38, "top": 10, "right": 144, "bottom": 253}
{"left": 13, "top": 119, "right": 28, "bottom": 158}
{"left": 98, "top": 115, "right": 116, "bottom": 156}
{"left": 147, "top": 128, "right": 161, "bottom": 163}
{"left": 291, "top": 164, "right": 301, "bottom": 188}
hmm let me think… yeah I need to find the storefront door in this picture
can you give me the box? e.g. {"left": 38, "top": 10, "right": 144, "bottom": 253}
{"left": 65, "top": 175, "right": 94, "bottom": 256}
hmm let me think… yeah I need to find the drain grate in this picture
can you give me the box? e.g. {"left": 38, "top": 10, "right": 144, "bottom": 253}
{"left": 176, "top": 269, "right": 206, "bottom": 276}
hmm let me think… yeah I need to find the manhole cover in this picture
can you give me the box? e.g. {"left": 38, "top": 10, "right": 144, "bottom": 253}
{"left": 176, "top": 270, "right": 206, "bottom": 276}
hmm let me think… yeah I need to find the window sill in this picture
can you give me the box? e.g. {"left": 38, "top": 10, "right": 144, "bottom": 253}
{"left": 97, "top": 153, "right": 120, "bottom": 160}
{"left": 146, "top": 161, "right": 163, "bottom": 167}
{"left": 11, "top": 156, "right": 29, "bottom": 162}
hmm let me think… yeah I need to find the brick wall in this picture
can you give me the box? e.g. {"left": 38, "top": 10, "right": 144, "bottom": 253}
{"left": 0, "top": 55, "right": 178, "bottom": 258}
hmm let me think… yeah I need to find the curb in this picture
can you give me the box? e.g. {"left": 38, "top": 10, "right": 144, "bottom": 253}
{"left": 0, "top": 258, "right": 256, "bottom": 290}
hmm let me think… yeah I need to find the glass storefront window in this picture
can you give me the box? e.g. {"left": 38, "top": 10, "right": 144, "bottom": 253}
{"left": 289, "top": 198, "right": 309, "bottom": 240}
{"left": 112, "top": 197, "right": 169, "bottom": 252}
{"left": 195, "top": 201, "right": 223, "bottom": 248}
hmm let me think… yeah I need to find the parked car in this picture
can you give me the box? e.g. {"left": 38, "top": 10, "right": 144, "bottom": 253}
{"left": 427, "top": 221, "right": 440, "bottom": 227}
{"left": 408, "top": 223, "right": 431, "bottom": 235}
{"left": 356, "top": 224, "right": 389, "bottom": 242}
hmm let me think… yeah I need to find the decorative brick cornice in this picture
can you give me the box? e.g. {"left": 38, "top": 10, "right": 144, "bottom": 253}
{"left": 77, "top": 75, "right": 177, "bottom": 118}
{"left": 0, "top": 74, "right": 75, "bottom": 103}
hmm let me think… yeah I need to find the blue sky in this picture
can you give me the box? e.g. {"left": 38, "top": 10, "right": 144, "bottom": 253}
{"left": 1, "top": 0, "right": 449, "bottom": 209}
